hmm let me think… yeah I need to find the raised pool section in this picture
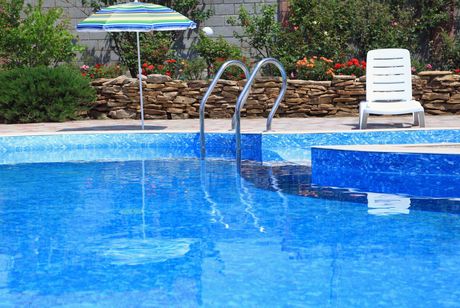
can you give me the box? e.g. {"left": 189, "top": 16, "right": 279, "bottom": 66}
{"left": 311, "top": 143, "right": 460, "bottom": 198}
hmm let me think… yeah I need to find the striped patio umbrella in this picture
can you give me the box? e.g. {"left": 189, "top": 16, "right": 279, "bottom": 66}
{"left": 77, "top": 1, "right": 196, "bottom": 129}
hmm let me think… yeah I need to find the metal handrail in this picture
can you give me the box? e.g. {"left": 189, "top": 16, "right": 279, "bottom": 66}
{"left": 199, "top": 60, "right": 250, "bottom": 159}
{"left": 234, "top": 58, "right": 287, "bottom": 161}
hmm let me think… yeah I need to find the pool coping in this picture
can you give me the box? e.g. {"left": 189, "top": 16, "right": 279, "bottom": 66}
{"left": 312, "top": 143, "right": 460, "bottom": 155}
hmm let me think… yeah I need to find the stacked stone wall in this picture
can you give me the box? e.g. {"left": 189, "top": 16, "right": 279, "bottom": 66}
{"left": 89, "top": 71, "right": 460, "bottom": 120}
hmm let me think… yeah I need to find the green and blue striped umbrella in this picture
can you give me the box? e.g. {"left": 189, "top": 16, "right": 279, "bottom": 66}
{"left": 76, "top": 2, "right": 196, "bottom": 32}
{"left": 77, "top": 1, "right": 196, "bottom": 129}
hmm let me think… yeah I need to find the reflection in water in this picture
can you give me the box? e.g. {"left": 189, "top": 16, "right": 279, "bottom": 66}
{"left": 200, "top": 160, "right": 229, "bottom": 229}
{"left": 240, "top": 161, "right": 460, "bottom": 215}
{"left": 367, "top": 193, "right": 411, "bottom": 216}
{"left": 95, "top": 238, "right": 196, "bottom": 266}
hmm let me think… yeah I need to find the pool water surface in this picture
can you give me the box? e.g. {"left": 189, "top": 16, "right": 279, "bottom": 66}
{"left": 0, "top": 159, "right": 459, "bottom": 306}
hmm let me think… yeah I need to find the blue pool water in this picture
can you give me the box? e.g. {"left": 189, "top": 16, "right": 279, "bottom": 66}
{"left": 0, "top": 158, "right": 459, "bottom": 306}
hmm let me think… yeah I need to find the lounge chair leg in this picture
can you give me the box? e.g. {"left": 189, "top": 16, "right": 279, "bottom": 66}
{"left": 359, "top": 110, "right": 368, "bottom": 129}
{"left": 413, "top": 112, "right": 419, "bottom": 126}
{"left": 418, "top": 112, "right": 425, "bottom": 128}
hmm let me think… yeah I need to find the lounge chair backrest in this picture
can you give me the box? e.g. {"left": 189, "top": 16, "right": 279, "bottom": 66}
{"left": 366, "top": 48, "right": 412, "bottom": 103}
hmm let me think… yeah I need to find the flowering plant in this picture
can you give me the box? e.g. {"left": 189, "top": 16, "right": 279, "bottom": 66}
{"left": 80, "top": 63, "right": 122, "bottom": 79}
{"left": 295, "top": 56, "right": 334, "bottom": 80}
{"left": 141, "top": 58, "right": 178, "bottom": 77}
{"left": 333, "top": 58, "right": 366, "bottom": 77}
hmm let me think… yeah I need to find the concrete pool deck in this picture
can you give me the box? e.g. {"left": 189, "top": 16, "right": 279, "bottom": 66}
{"left": 0, "top": 114, "right": 459, "bottom": 135}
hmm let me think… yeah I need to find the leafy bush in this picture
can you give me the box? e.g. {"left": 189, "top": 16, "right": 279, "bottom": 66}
{"left": 0, "top": 66, "right": 96, "bottom": 123}
{"left": 180, "top": 57, "right": 207, "bottom": 80}
{"left": 228, "top": 5, "right": 304, "bottom": 75}
{"left": 193, "top": 32, "right": 242, "bottom": 78}
{"left": 231, "top": 0, "right": 460, "bottom": 73}
{"left": 0, "top": 0, "right": 82, "bottom": 68}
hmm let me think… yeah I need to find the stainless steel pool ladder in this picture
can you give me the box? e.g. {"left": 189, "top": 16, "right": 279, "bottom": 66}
{"left": 199, "top": 58, "right": 287, "bottom": 160}
{"left": 234, "top": 58, "right": 288, "bottom": 161}
{"left": 199, "top": 60, "right": 250, "bottom": 158}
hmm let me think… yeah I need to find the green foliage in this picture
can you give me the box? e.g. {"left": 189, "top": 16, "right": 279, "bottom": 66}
{"left": 179, "top": 57, "right": 207, "bottom": 80}
{"left": 0, "top": 66, "right": 96, "bottom": 123}
{"left": 228, "top": 5, "right": 281, "bottom": 58}
{"left": 193, "top": 32, "right": 242, "bottom": 77}
{"left": 0, "top": 0, "right": 82, "bottom": 68}
{"left": 230, "top": 0, "right": 460, "bottom": 75}
{"left": 81, "top": 0, "right": 211, "bottom": 77}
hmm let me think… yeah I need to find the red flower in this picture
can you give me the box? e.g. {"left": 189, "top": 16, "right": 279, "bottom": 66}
{"left": 334, "top": 63, "right": 342, "bottom": 69}
{"left": 142, "top": 63, "right": 148, "bottom": 68}
{"left": 81, "top": 72, "right": 87, "bottom": 77}
{"left": 455, "top": 68, "right": 460, "bottom": 74}
{"left": 165, "top": 71, "right": 171, "bottom": 76}
{"left": 148, "top": 64, "right": 154, "bottom": 70}
{"left": 142, "top": 69, "right": 146, "bottom": 75}
{"left": 166, "top": 59, "right": 177, "bottom": 63}
{"left": 347, "top": 61, "right": 353, "bottom": 67}
{"left": 90, "top": 74, "right": 95, "bottom": 78}
{"left": 95, "top": 64, "right": 102, "bottom": 69}
{"left": 352, "top": 58, "right": 359, "bottom": 66}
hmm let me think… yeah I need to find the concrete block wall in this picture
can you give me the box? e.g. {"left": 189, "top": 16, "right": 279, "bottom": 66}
{"left": 24, "top": 0, "right": 278, "bottom": 64}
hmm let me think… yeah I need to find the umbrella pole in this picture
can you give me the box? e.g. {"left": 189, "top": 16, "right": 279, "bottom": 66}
{"left": 136, "top": 31, "right": 145, "bottom": 130}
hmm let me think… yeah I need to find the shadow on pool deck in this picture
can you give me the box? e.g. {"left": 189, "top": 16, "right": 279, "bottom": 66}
{"left": 59, "top": 125, "right": 168, "bottom": 132}
{"left": 346, "top": 122, "right": 416, "bottom": 130}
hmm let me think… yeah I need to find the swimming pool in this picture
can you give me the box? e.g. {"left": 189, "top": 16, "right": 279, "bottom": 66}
{"left": 0, "top": 130, "right": 459, "bottom": 306}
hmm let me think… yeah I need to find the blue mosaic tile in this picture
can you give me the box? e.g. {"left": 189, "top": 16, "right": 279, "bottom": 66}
{"left": 311, "top": 147, "right": 460, "bottom": 198}
{"left": 1, "top": 129, "right": 460, "bottom": 165}
{"left": 261, "top": 129, "right": 460, "bottom": 162}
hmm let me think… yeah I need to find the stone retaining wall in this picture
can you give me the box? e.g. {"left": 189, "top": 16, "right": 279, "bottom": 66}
{"left": 89, "top": 71, "right": 460, "bottom": 120}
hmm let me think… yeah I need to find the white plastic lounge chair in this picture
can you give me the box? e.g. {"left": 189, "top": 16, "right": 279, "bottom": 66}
{"left": 359, "top": 48, "right": 425, "bottom": 129}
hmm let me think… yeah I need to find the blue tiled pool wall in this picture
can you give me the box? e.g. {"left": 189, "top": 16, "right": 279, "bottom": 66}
{"left": 261, "top": 129, "right": 460, "bottom": 162}
{"left": 1, "top": 129, "right": 460, "bottom": 164}
{"left": 311, "top": 148, "right": 460, "bottom": 198}
{"left": 0, "top": 133, "right": 262, "bottom": 164}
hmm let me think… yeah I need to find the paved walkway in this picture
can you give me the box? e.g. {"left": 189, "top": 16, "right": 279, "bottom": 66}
{"left": 0, "top": 115, "right": 459, "bottom": 135}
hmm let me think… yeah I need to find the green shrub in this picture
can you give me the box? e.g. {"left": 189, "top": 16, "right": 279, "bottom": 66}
{"left": 0, "top": 0, "right": 82, "bottom": 68}
{"left": 179, "top": 57, "right": 207, "bottom": 80}
{"left": 0, "top": 66, "right": 96, "bottom": 123}
{"left": 193, "top": 32, "right": 242, "bottom": 78}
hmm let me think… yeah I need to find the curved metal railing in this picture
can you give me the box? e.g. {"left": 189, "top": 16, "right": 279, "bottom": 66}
{"left": 199, "top": 60, "right": 250, "bottom": 158}
{"left": 233, "top": 58, "right": 287, "bottom": 161}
